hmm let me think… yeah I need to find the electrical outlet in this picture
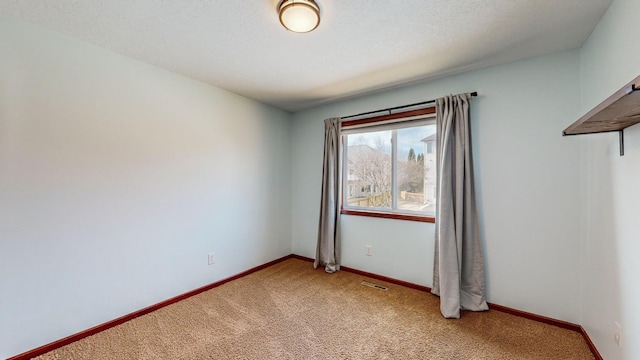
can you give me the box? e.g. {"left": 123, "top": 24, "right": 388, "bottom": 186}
{"left": 366, "top": 245, "right": 372, "bottom": 256}
{"left": 208, "top": 252, "right": 216, "bottom": 265}
{"left": 614, "top": 321, "right": 622, "bottom": 348}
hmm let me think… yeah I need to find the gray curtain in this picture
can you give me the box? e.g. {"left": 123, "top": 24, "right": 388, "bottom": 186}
{"left": 315, "top": 118, "right": 341, "bottom": 273}
{"left": 431, "top": 93, "right": 489, "bottom": 318}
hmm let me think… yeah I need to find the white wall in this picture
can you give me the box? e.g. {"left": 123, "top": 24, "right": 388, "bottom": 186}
{"left": 292, "top": 50, "right": 583, "bottom": 322}
{"left": 579, "top": 0, "right": 640, "bottom": 358}
{"left": 0, "top": 17, "right": 291, "bottom": 358}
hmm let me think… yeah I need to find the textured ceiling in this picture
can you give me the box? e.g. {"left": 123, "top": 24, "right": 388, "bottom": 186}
{"left": 0, "top": 0, "right": 612, "bottom": 111}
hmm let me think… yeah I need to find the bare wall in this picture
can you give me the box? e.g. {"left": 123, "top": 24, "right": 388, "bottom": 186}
{"left": 291, "top": 50, "right": 583, "bottom": 324}
{"left": 579, "top": 0, "right": 640, "bottom": 358}
{"left": 0, "top": 17, "right": 291, "bottom": 358}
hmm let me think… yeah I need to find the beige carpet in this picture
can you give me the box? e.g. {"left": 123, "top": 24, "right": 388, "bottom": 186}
{"left": 35, "top": 258, "right": 593, "bottom": 359}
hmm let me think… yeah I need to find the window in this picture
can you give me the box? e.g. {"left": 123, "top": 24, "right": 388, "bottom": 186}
{"left": 341, "top": 108, "right": 436, "bottom": 222}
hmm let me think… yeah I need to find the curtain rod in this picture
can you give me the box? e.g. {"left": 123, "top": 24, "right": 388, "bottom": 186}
{"left": 340, "top": 92, "right": 478, "bottom": 120}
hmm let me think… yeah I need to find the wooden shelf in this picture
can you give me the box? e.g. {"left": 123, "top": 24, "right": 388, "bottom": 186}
{"left": 563, "top": 75, "right": 640, "bottom": 155}
{"left": 564, "top": 75, "right": 640, "bottom": 135}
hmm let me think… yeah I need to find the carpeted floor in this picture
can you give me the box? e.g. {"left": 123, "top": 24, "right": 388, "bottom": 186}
{"left": 35, "top": 258, "right": 594, "bottom": 359}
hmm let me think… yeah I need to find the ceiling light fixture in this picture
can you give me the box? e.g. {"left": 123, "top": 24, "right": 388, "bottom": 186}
{"left": 279, "top": 0, "right": 320, "bottom": 33}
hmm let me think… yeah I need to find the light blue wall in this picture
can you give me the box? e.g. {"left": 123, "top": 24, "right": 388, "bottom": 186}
{"left": 579, "top": 0, "right": 640, "bottom": 358}
{"left": 292, "top": 50, "right": 583, "bottom": 323}
{"left": 4, "top": 1, "right": 636, "bottom": 357}
{"left": 0, "top": 17, "right": 291, "bottom": 358}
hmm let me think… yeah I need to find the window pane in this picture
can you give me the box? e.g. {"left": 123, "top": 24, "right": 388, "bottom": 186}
{"left": 346, "top": 131, "right": 392, "bottom": 209}
{"left": 396, "top": 125, "right": 436, "bottom": 214}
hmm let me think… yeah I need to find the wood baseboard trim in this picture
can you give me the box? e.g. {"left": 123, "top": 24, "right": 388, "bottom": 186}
{"left": 486, "top": 303, "right": 581, "bottom": 332}
{"left": 291, "top": 254, "right": 601, "bottom": 360}
{"left": 289, "top": 254, "right": 314, "bottom": 262}
{"left": 580, "top": 326, "right": 603, "bottom": 360}
{"left": 486, "top": 305, "right": 601, "bottom": 360}
{"left": 10, "top": 254, "right": 603, "bottom": 360}
{"left": 290, "top": 254, "right": 432, "bottom": 292}
{"left": 7, "top": 254, "right": 295, "bottom": 360}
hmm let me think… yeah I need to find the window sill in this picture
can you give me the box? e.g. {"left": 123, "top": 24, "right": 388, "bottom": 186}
{"left": 340, "top": 209, "right": 435, "bottom": 223}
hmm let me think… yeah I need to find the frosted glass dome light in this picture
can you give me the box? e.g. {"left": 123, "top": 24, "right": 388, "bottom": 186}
{"left": 279, "top": 0, "right": 320, "bottom": 33}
